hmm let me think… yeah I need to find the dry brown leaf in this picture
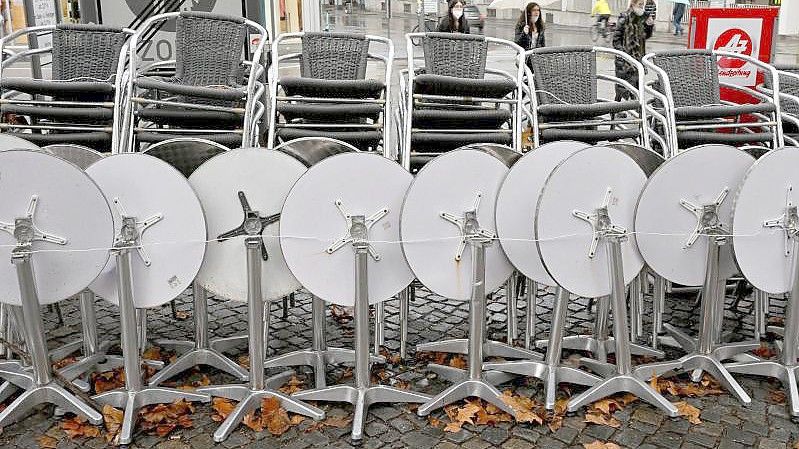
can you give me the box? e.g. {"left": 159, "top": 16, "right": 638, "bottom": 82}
{"left": 674, "top": 401, "right": 702, "bottom": 424}
{"left": 102, "top": 404, "right": 124, "bottom": 443}
{"left": 590, "top": 397, "right": 624, "bottom": 415}
{"left": 93, "top": 368, "right": 126, "bottom": 394}
{"left": 37, "top": 436, "right": 58, "bottom": 449}
{"left": 379, "top": 347, "right": 403, "bottom": 365}
{"left": 53, "top": 356, "right": 77, "bottom": 370}
{"left": 175, "top": 310, "right": 190, "bottom": 320}
{"left": 585, "top": 410, "right": 622, "bottom": 428}
{"left": 455, "top": 401, "right": 481, "bottom": 425}
{"left": 443, "top": 421, "right": 464, "bottom": 433}
{"left": 448, "top": 355, "right": 467, "bottom": 370}
{"left": 211, "top": 397, "right": 237, "bottom": 422}
{"left": 769, "top": 389, "right": 787, "bottom": 404}
{"left": 60, "top": 415, "right": 101, "bottom": 439}
{"left": 583, "top": 442, "right": 622, "bottom": 449}
{"left": 500, "top": 391, "right": 544, "bottom": 425}
{"left": 243, "top": 411, "right": 264, "bottom": 432}
{"left": 330, "top": 304, "right": 353, "bottom": 323}
{"left": 305, "top": 415, "right": 352, "bottom": 432}
{"left": 138, "top": 399, "right": 195, "bottom": 437}
{"left": 428, "top": 416, "right": 443, "bottom": 428}
{"left": 753, "top": 344, "right": 777, "bottom": 359}
{"left": 278, "top": 375, "right": 306, "bottom": 395}
{"left": 290, "top": 414, "right": 305, "bottom": 426}
{"left": 238, "top": 355, "right": 251, "bottom": 369}
{"left": 338, "top": 367, "right": 354, "bottom": 382}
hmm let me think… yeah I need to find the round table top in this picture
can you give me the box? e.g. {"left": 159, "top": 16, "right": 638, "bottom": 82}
{"left": 635, "top": 144, "right": 755, "bottom": 287}
{"left": 189, "top": 148, "right": 307, "bottom": 302}
{"left": 496, "top": 140, "right": 590, "bottom": 286}
{"left": 733, "top": 147, "right": 799, "bottom": 294}
{"left": 44, "top": 144, "right": 104, "bottom": 170}
{"left": 281, "top": 152, "right": 414, "bottom": 306}
{"left": 0, "top": 150, "right": 114, "bottom": 306}
{"left": 86, "top": 153, "right": 207, "bottom": 308}
{"left": 537, "top": 146, "right": 646, "bottom": 298}
{"left": 0, "top": 134, "right": 44, "bottom": 152}
{"left": 401, "top": 148, "right": 515, "bottom": 301}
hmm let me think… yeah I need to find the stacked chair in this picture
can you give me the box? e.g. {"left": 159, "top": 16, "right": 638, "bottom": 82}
{"left": 0, "top": 24, "right": 133, "bottom": 151}
{"left": 524, "top": 46, "right": 649, "bottom": 149}
{"left": 267, "top": 32, "right": 393, "bottom": 154}
{"left": 398, "top": 32, "right": 524, "bottom": 171}
{"left": 120, "top": 11, "right": 269, "bottom": 152}
{"left": 765, "top": 64, "right": 799, "bottom": 146}
{"left": 643, "top": 49, "right": 784, "bottom": 157}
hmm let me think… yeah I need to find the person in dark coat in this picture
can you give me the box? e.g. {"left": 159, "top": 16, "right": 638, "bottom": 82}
{"left": 613, "top": 0, "right": 654, "bottom": 101}
{"left": 438, "top": 0, "right": 470, "bottom": 33}
{"left": 514, "top": 2, "right": 546, "bottom": 50}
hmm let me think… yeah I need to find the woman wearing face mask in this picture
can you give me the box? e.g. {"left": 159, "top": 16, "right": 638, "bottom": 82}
{"left": 438, "top": 0, "right": 470, "bottom": 33}
{"left": 514, "top": 2, "right": 545, "bottom": 50}
{"left": 612, "top": 0, "right": 654, "bottom": 101}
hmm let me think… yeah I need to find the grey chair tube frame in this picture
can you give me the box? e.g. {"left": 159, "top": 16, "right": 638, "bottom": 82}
{"left": 118, "top": 12, "right": 270, "bottom": 153}
{"left": 400, "top": 32, "right": 525, "bottom": 170}
{"left": 758, "top": 69, "right": 799, "bottom": 147}
{"left": 524, "top": 46, "right": 649, "bottom": 150}
{"left": 0, "top": 25, "right": 135, "bottom": 146}
{"left": 266, "top": 32, "right": 394, "bottom": 158}
{"left": 642, "top": 50, "right": 784, "bottom": 158}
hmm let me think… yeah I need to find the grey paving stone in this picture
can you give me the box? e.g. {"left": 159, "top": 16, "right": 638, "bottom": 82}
{"left": 479, "top": 426, "right": 510, "bottom": 446}
{"left": 612, "top": 427, "right": 647, "bottom": 448}
{"left": 758, "top": 438, "right": 788, "bottom": 449}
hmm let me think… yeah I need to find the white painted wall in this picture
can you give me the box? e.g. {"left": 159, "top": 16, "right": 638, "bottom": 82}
{"left": 778, "top": 1, "right": 797, "bottom": 36}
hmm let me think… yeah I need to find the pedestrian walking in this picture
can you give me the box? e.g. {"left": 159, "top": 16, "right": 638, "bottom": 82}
{"left": 613, "top": 0, "right": 654, "bottom": 101}
{"left": 514, "top": 2, "right": 546, "bottom": 50}
{"left": 438, "top": 0, "right": 470, "bottom": 33}
{"left": 673, "top": 2, "right": 686, "bottom": 35}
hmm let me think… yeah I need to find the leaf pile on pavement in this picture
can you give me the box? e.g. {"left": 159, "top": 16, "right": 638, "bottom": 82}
{"left": 650, "top": 373, "right": 726, "bottom": 398}
{"left": 138, "top": 399, "right": 196, "bottom": 437}
{"left": 92, "top": 368, "right": 126, "bottom": 394}
{"left": 60, "top": 415, "right": 101, "bottom": 438}
{"left": 212, "top": 396, "right": 302, "bottom": 436}
{"left": 379, "top": 346, "right": 403, "bottom": 365}
{"left": 37, "top": 436, "right": 58, "bottom": 449}
{"left": 102, "top": 404, "right": 125, "bottom": 445}
{"left": 330, "top": 304, "right": 353, "bottom": 324}
{"left": 585, "top": 393, "right": 638, "bottom": 429}
{"left": 306, "top": 415, "right": 353, "bottom": 433}
{"left": 52, "top": 356, "right": 78, "bottom": 370}
{"left": 142, "top": 346, "right": 177, "bottom": 365}
{"left": 416, "top": 351, "right": 467, "bottom": 370}
{"left": 674, "top": 401, "right": 702, "bottom": 424}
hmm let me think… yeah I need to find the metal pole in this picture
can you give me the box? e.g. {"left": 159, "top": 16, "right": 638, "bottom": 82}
{"left": 525, "top": 278, "right": 536, "bottom": 350}
{"left": 652, "top": 274, "right": 665, "bottom": 349}
{"left": 13, "top": 251, "right": 51, "bottom": 386}
{"left": 399, "top": 287, "right": 409, "bottom": 359}
{"left": 354, "top": 241, "right": 370, "bottom": 390}
{"left": 592, "top": 295, "right": 610, "bottom": 361}
{"left": 698, "top": 239, "right": 722, "bottom": 355}
{"left": 312, "top": 296, "right": 326, "bottom": 352}
{"left": 193, "top": 282, "right": 209, "bottom": 349}
{"left": 506, "top": 274, "right": 518, "bottom": 344}
{"left": 247, "top": 237, "right": 265, "bottom": 391}
{"left": 545, "top": 287, "right": 569, "bottom": 366}
{"left": 374, "top": 303, "right": 385, "bottom": 356}
{"left": 116, "top": 248, "right": 143, "bottom": 393}
{"left": 468, "top": 240, "right": 487, "bottom": 381}
{"left": 783, "top": 239, "right": 799, "bottom": 367}
{"left": 606, "top": 238, "right": 631, "bottom": 376}
{"left": 79, "top": 290, "right": 98, "bottom": 356}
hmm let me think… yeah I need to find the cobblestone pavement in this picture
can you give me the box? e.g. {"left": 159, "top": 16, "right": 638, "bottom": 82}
{"left": 0, "top": 279, "right": 797, "bottom": 449}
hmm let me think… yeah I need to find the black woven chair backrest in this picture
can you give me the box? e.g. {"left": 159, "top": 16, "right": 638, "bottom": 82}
{"left": 300, "top": 32, "right": 369, "bottom": 80}
{"left": 421, "top": 33, "right": 487, "bottom": 79}
{"left": 775, "top": 66, "right": 799, "bottom": 116}
{"left": 174, "top": 11, "right": 247, "bottom": 87}
{"left": 52, "top": 23, "right": 128, "bottom": 81}
{"left": 651, "top": 50, "right": 720, "bottom": 108}
{"left": 143, "top": 139, "right": 227, "bottom": 178}
{"left": 528, "top": 46, "right": 597, "bottom": 105}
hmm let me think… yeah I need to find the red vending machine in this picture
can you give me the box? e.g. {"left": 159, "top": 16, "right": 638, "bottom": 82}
{"left": 688, "top": 5, "right": 780, "bottom": 103}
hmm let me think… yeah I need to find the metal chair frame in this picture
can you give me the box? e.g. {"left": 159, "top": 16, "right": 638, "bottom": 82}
{"left": 266, "top": 32, "right": 393, "bottom": 157}
{"left": 524, "top": 46, "right": 649, "bottom": 149}
{"left": 0, "top": 25, "right": 134, "bottom": 149}
{"left": 642, "top": 49, "right": 784, "bottom": 158}
{"left": 118, "top": 12, "right": 269, "bottom": 153}
{"left": 398, "top": 32, "right": 525, "bottom": 169}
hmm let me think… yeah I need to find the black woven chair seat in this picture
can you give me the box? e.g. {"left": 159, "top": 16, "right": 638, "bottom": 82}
{"left": 411, "top": 132, "right": 512, "bottom": 153}
{"left": 276, "top": 102, "right": 382, "bottom": 122}
{"left": 677, "top": 130, "right": 774, "bottom": 145}
{"left": 8, "top": 131, "right": 111, "bottom": 145}
{"left": 136, "top": 131, "right": 243, "bottom": 147}
{"left": 276, "top": 128, "right": 381, "bottom": 149}
{"left": 137, "top": 77, "right": 246, "bottom": 101}
{"left": 540, "top": 128, "right": 641, "bottom": 143}
{"left": 674, "top": 103, "right": 776, "bottom": 120}
{"left": 412, "top": 109, "right": 511, "bottom": 129}
{"left": 1, "top": 78, "right": 114, "bottom": 96}
{"left": 538, "top": 101, "right": 640, "bottom": 120}
{"left": 1, "top": 104, "right": 113, "bottom": 120}
{"left": 137, "top": 108, "right": 242, "bottom": 126}
{"left": 413, "top": 74, "right": 516, "bottom": 98}
{"left": 280, "top": 77, "right": 384, "bottom": 99}
{"left": 144, "top": 142, "right": 226, "bottom": 178}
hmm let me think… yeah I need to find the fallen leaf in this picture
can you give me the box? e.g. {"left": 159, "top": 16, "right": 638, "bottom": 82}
{"left": 290, "top": 415, "right": 305, "bottom": 426}
{"left": 238, "top": 355, "right": 250, "bottom": 369}
{"left": 138, "top": 399, "right": 195, "bottom": 437}
{"left": 60, "top": 415, "right": 101, "bottom": 438}
{"left": 590, "top": 397, "right": 624, "bottom": 415}
{"left": 330, "top": 304, "right": 353, "bottom": 324}
{"left": 448, "top": 355, "right": 467, "bottom": 370}
{"left": 53, "top": 356, "right": 77, "bottom": 370}
{"left": 428, "top": 416, "right": 443, "bottom": 428}
{"left": 305, "top": 415, "right": 353, "bottom": 432}
{"left": 337, "top": 367, "right": 353, "bottom": 382}
{"left": 500, "top": 391, "right": 544, "bottom": 425}
{"left": 769, "top": 389, "right": 787, "bottom": 404}
{"left": 753, "top": 344, "right": 777, "bottom": 359}
{"left": 102, "top": 404, "right": 124, "bottom": 443}
{"left": 278, "top": 375, "right": 306, "bottom": 395}
{"left": 93, "top": 368, "right": 126, "bottom": 394}
{"left": 211, "top": 397, "right": 236, "bottom": 422}
{"left": 674, "top": 401, "right": 702, "bottom": 424}
{"left": 443, "top": 421, "right": 464, "bottom": 433}
{"left": 175, "top": 310, "right": 190, "bottom": 320}
{"left": 585, "top": 409, "right": 622, "bottom": 428}
{"left": 379, "top": 347, "right": 403, "bottom": 365}
{"left": 37, "top": 436, "right": 58, "bottom": 449}
{"left": 583, "top": 442, "right": 622, "bottom": 449}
